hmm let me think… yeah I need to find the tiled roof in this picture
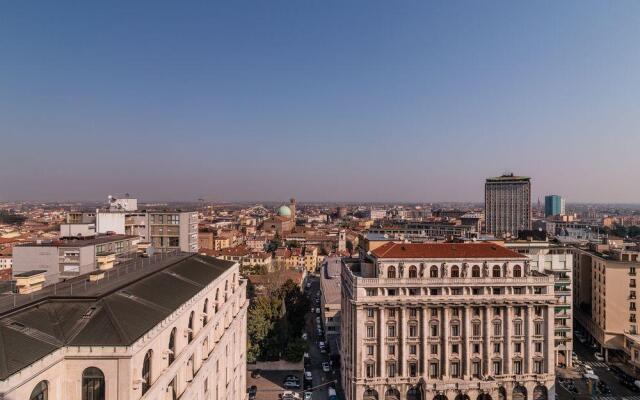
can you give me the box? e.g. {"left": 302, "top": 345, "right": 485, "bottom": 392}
{"left": 371, "top": 242, "right": 526, "bottom": 259}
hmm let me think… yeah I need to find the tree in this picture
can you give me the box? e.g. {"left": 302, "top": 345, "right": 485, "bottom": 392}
{"left": 284, "top": 338, "right": 308, "bottom": 362}
{"left": 346, "top": 240, "right": 354, "bottom": 253}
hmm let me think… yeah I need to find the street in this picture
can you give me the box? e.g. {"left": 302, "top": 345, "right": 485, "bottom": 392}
{"left": 247, "top": 273, "right": 340, "bottom": 399}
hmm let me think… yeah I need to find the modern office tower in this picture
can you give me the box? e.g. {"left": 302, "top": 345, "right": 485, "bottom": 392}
{"left": 0, "top": 253, "right": 248, "bottom": 400}
{"left": 485, "top": 174, "right": 532, "bottom": 237}
{"left": 544, "top": 195, "right": 565, "bottom": 217}
{"left": 341, "top": 242, "right": 555, "bottom": 400}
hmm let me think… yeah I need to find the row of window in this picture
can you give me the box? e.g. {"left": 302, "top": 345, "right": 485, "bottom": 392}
{"left": 365, "top": 341, "right": 545, "bottom": 359}
{"left": 363, "top": 359, "right": 545, "bottom": 379}
{"left": 366, "top": 306, "right": 544, "bottom": 318}
{"left": 29, "top": 368, "right": 106, "bottom": 400}
{"left": 365, "top": 320, "right": 545, "bottom": 338}
{"left": 383, "top": 264, "right": 524, "bottom": 279}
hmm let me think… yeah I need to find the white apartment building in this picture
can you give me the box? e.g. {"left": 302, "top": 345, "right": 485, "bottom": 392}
{"left": 0, "top": 253, "right": 247, "bottom": 400}
{"left": 504, "top": 241, "right": 573, "bottom": 367}
{"left": 342, "top": 242, "right": 555, "bottom": 400}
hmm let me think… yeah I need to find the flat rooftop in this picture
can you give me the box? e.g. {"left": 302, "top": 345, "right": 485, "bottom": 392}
{"left": 0, "top": 253, "right": 235, "bottom": 380}
{"left": 16, "top": 234, "right": 137, "bottom": 248}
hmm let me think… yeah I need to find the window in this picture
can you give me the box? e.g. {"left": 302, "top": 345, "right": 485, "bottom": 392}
{"left": 429, "top": 362, "right": 439, "bottom": 378}
{"left": 513, "top": 265, "right": 522, "bottom": 277}
{"left": 451, "top": 324, "right": 460, "bottom": 337}
{"left": 366, "top": 288, "right": 377, "bottom": 296}
{"left": 167, "top": 378, "right": 177, "bottom": 400}
{"left": 142, "top": 350, "right": 153, "bottom": 394}
{"left": 451, "top": 265, "right": 460, "bottom": 278}
{"left": 493, "top": 307, "right": 501, "bottom": 316}
{"left": 493, "top": 361, "right": 502, "bottom": 375}
{"left": 388, "top": 345, "right": 396, "bottom": 356}
{"left": 514, "top": 343, "right": 522, "bottom": 353}
{"left": 409, "top": 345, "right": 417, "bottom": 355}
{"left": 82, "top": 367, "right": 105, "bottom": 400}
{"left": 472, "top": 322, "right": 481, "bottom": 336}
{"left": 473, "top": 307, "right": 480, "bottom": 316}
{"left": 387, "top": 266, "right": 396, "bottom": 278}
{"left": 452, "top": 344, "right": 459, "bottom": 354}
{"left": 632, "top": 279, "right": 637, "bottom": 288}
{"left": 430, "top": 324, "right": 439, "bottom": 337}
{"left": 431, "top": 308, "right": 438, "bottom": 317}
{"left": 534, "top": 360, "right": 543, "bottom": 374}
{"left": 493, "top": 343, "right": 501, "bottom": 354}
{"left": 431, "top": 344, "right": 438, "bottom": 354}
{"left": 409, "top": 362, "right": 418, "bottom": 377}
{"left": 473, "top": 343, "right": 480, "bottom": 354}
{"left": 366, "top": 325, "right": 375, "bottom": 338}
{"left": 168, "top": 328, "right": 176, "bottom": 365}
{"left": 387, "top": 362, "right": 397, "bottom": 377}
{"left": 388, "top": 308, "right": 396, "bottom": 318}
{"left": 387, "top": 324, "right": 396, "bottom": 337}
{"left": 535, "top": 306, "right": 543, "bottom": 316}
{"left": 409, "top": 308, "right": 418, "bottom": 318}
{"left": 30, "top": 381, "right": 48, "bottom": 400}
{"left": 430, "top": 266, "right": 438, "bottom": 278}
{"left": 535, "top": 342, "right": 543, "bottom": 353}
{"left": 367, "top": 345, "right": 374, "bottom": 356}
{"left": 493, "top": 265, "right": 501, "bottom": 277}
{"left": 534, "top": 322, "right": 543, "bottom": 336}
{"left": 493, "top": 322, "right": 502, "bottom": 336}
{"left": 514, "top": 321, "right": 523, "bottom": 336}
{"left": 451, "top": 308, "right": 460, "bottom": 317}
{"left": 472, "top": 265, "right": 480, "bottom": 277}
{"left": 366, "top": 363, "right": 376, "bottom": 378}
{"left": 513, "top": 360, "right": 522, "bottom": 374}
{"left": 409, "top": 265, "right": 418, "bottom": 278}
{"left": 409, "top": 324, "right": 418, "bottom": 337}
{"left": 472, "top": 361, "right": 481, "bottom": 377}
{"left": 188, "top": 311, "right": 195, "bottom": 343}
{"left": 387, "top": 289, "right": 397, "bottom": 296}
{"left": 451, "top": 362, "right": 460, "bottom": 377}
{"left": 367, "top": 308, "right": 375, "bottom": 318}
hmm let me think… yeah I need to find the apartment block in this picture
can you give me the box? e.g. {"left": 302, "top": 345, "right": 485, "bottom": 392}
{"left": 485, "top": 174, "right": 532, "bottom": 238}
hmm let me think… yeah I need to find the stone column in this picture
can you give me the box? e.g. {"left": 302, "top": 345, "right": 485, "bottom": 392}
{"left": 546, "top": 304, "right": 554, "bottom": 373}
{"left": 526, "top": 305, "right": 534, "bottom": 374}
{"left": 399, "top": 306, "right": 405, "bottom": 376}
{"left": 504, "top": 305, "right": 511, "bottom": 374}
{"left": 464, "top": 305, "right": 472, "bottom": 378}
{"left": 422, "top": 306, "right": 428, "bottom": 375}
{"left": 379, "top": 306, "right": 386, "bottom": 377}
{"left": 442, "top": 306, "right": 449, "bottom": 378}
{"left": 483, "top": 306, "right": 490, "bottom": 376}
{"left": 354, "top": 306, "right": 362, "bottom": 379}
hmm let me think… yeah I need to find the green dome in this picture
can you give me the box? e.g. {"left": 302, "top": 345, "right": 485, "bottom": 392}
{"left": 277, "top": 205, "right": 292, "bottom": 217}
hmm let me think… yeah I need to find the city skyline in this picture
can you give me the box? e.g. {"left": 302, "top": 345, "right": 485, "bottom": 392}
{"left": 2, "top": 1, "right": 640, "bottom": 203}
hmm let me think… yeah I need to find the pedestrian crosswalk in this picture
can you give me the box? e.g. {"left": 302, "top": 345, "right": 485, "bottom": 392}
{"left": 584, "top": 361, "right": 608, "bottom": 367}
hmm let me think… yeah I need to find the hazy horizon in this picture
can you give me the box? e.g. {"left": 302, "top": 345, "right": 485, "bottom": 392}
{"left": 2, "top": 1, "right": 640, "bottom": 203}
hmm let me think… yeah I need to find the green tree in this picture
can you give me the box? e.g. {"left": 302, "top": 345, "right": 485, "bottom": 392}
{"left": 284, "top": 337, "right": 308, "bottom": 362}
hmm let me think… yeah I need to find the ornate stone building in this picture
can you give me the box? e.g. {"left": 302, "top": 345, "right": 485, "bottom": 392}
{"left": 341, "top": 242, "right": 555, "bottom": 400}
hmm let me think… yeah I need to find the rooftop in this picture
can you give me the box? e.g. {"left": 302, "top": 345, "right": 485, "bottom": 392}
{"left": 16, "top": 234, "right": 137, "bottom": 248}
{"left": 371, "top": 242, "right": 527, "bottom": 259}
{"left": 0, "top": 253, "right": 235, "bottom": 380}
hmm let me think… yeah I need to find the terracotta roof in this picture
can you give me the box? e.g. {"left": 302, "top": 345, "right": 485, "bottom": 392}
{"left": 371, "top": 242, "right": 526, "bottom": 259}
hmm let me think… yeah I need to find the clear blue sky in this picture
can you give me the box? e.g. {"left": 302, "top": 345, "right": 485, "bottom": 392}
{"left": 1, "top": 1, "right": 639, "bottom": 203}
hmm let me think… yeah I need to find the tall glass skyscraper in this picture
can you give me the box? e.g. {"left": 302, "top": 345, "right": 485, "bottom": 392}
{"left": 544, "top": 194, "right": 565, "bottom": 217}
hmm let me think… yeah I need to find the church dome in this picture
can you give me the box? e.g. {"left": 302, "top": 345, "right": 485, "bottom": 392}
{"left": 277, "top": 205, "right": 292, "bottom": 217}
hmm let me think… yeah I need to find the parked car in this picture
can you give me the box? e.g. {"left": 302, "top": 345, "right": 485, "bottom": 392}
{"left": 315, "top": 308, "right": 320, "bottom": 314}
{"left": 251, "top": 369, "right": 261, "bottom": 378}
{"left": 584, "top": 365, "right": 594, "bottom": 375}
{"left": 594, "top": 352, "right": 604, "bottom": 361}
{"left": 304, "top": 391, "right": 312, "bottom": 400}
{"left": 322, "top": 362, "right": 331, "bottom": 372}
{"left": 283, "top": 380, "right": 301, "bottom": 389}
{"left": 248, "top": 385, "right": 257, "bottom": 400}
{"left": 304, "top": 370, "right": 313, "bottom": 381}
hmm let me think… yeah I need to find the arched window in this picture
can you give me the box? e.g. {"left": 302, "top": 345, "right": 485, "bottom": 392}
{"left": 451, "top": 265, "right": 460, "bottom": 278}
{"left": 387, "top": 266, "right": 396, "bottom": 279}
{"left": 188, "top": 311, "right": 195, "bottom": 343}
{"left": 409, "top": 265, "right": 418, "bottom": 278}
{"left": 492, "top": 265, "right": 501, "bottom": 278}
{"left": 430, "top": 266, "right": 438, "bottom": 278}
{"left": 215, "top": 289, "right": 220, "bottom": 312}
{"left": 82, "top": 367, "right": 105, "bottom": 400}
{"left": 512, "top": 385, "right": 527, "bottom": 400}
{"left": 472, "top": 265, "right": 480, "bottom": 277}
{"left": 513, "top": 265, "right": 522, "bottom": 277}
{"left": 203, "top": 299, "right": 209, "bottom": 325}
{"left": 30, "top": 381, "right": 48, "bottom": 400}
{"left": 168, "top": 327, "right": 176, "bottom": 365}
{"left": 142, "top": 350, "right": 152, "bottom": 394}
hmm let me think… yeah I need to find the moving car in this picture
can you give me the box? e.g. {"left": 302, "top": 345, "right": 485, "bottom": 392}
{"left": 594, "top": 352, "right": 604, "bottom": 361}
{"left": 322, "top": 362, "right": 331, "bottom": 372}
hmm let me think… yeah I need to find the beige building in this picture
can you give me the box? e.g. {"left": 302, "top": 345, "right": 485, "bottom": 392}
{"left": 341, "top": 242, "right": 555, "bottom": 400}
{"left": 0, "top": 253, "right": 248, "bottom": 400}
{"left": 572, "top": 240, "right": 640, "bottom": 361}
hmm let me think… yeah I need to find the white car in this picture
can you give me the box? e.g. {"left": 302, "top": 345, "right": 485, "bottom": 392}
{"left": 315, "top": 308, "right": 320, "bottom": 314}
{"left": 594, "top": 352, "right": 604, "bottom": 361}
{"left": 304, "top": 370, "right": 313, "bottom": 381}
{"left": 303, "top": 392, "right": 312, "bottom": 400}
{"left": 584, "top": 365, "right": 594, "bottom": 375}
{"left": 322, "top": 362, "right": 331, "bottom": 372}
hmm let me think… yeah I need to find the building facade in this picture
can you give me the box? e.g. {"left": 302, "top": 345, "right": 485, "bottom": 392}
{"left": 544, "top": 196, "right": 565, "bottom": 218}
{"left": 485, "top": 174, "right": 532, "bottom": 238}
{"left": 0, "top": 254, "right": 248, "bottom": 400}
{"left": 341, "top": 242, "right": 555, "bottom": 400}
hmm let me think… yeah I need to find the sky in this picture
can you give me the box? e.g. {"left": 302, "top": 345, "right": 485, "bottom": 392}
{"left": 1, "top": 1, "right": 639, "bottom": 203}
